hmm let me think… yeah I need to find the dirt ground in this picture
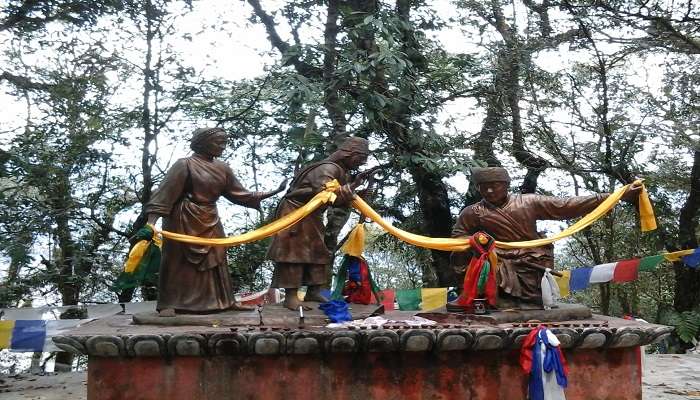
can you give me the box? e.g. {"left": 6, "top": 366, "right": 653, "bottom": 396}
{"left": 1, "top": 353, "right": 699, "bottom": 399}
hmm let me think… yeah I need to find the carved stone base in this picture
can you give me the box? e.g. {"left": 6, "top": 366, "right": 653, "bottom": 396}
{"left": 53, "top": 312, "right": 672, "bottom": 400}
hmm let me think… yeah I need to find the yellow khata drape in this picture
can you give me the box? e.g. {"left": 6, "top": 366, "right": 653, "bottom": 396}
{"left": 154, "top": 180, "right": 340, "bottom": 246}
{"left": 152, "top": 179, "right": 656, "bottom": 252}
{"left": 351, "top": 179, "right": 655, "bottom": 251}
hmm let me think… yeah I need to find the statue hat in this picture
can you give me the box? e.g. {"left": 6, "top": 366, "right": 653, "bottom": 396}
{"left": 471, "top": 167, "right": 511, "bottom": 184}
{"left": 337, "top": 137, "right": 369, "bottom": 154}
{"left": 190, "top": 127, "right": 226, "bottom": 151}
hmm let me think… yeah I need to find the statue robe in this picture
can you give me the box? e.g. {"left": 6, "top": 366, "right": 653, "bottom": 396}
{"left": 267, "top": 161, "right": 354, "bottom": 288}
{"left": 146, "top": 154, "right": 263, "bottom": 313}
{"left": 451, "top": 193, "right": 606, "bottom": 303}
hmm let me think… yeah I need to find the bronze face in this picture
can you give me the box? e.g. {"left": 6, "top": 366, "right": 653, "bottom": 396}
{"left": 347, "top": 151, "right": 369, "bottom": 169}
{"left": 477, "top": 181, "right": 509, "bottom": 206}
{"left": 200, "top": 132, "right": 228, "bottom": 158}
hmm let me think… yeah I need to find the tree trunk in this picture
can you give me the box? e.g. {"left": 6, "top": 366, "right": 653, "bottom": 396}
{"left": 674, "top": 149, "right": 700, "bottom": 312}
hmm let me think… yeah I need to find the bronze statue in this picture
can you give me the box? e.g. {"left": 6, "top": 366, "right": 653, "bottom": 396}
{"left": 448, "top": 167, "right": 641, "bottom": 309}
{"left": 146, "top": 127, "right": 285, "bottom": 315}
{"left": 267, "top": 137, "right": 370, "bottom": 310}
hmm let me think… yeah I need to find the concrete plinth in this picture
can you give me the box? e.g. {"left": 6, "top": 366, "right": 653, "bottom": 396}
{"left": 53, "top": 311, "right": 672, "bottom": 400}
{"left": 87, "top": 348, "right": 642, "bottom": 400}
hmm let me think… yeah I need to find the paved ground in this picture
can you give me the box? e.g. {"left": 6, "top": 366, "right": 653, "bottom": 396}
{"left": 0, "top": 371, "right": 86, "bottom": 400}
{"left": 1, "top": 353, "right": 699, "bottom": 399}
{"left": 643, "top": 354, "right": 700, "bottom": 399}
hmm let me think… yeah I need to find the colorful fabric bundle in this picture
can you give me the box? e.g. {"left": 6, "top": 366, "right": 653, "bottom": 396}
{"left": 332, "top": 224, "right": 381, "bottom": 305}
{"left": 459, "top": 232, "right": 498, "bottom": 307}
{"left": 319, "top": 300, "right": 352, "bottom": 323}
{"left": 521, "top": 326, "right": 568, "bottom": 400}
{"left": 114, "top": 225, "right": 162, "bottom": 291}
{"left": 341, "top": 256, "right": 375, "bottom": 304}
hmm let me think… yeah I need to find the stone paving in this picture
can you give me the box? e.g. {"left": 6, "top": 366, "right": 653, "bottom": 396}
{"left": 643, "top": 353, "right": 700, "bottom": 399}
{"left": 1, "top": 353, "right": 699, "bottom": 399}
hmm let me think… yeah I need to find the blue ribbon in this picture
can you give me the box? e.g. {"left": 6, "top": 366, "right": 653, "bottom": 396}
{"left": 528, "top": 330, "right": 544, "bottom": 400}
{"left": 540, "top": 330, "right": 568, "bottom": 388}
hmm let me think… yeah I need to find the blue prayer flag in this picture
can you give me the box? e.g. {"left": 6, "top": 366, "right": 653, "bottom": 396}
{"left": 569, "top": 268, "right": 593, "bottom": 291}
{"left": 682, "top": 248, "right": 700, "bottom": 268}
{"left": 319, "top": 300, "right": 352, "bottom": 323}
{"left": 10, "top": 320, "right": 47, "bottom": 352}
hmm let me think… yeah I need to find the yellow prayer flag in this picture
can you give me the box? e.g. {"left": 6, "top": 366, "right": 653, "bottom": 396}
{"left": 420, "top": 288, "right": 447, "bottom": 311}
{"left": 124, "top": 240, "right": 150, "bottom": 273}
{"left": 340, "top": 223, "right": 366, "bottom": 257}
{"left": 0, "top": 320, "right": 15, "bottom": 349}
{"left": 664, "top": 249, "right": 696, "bottom": 262}
{"left": 639, "top": 186, "right": 657, "bottom": 232}
{"left": 554, "top": 271, "right": 571, "bottom": 298}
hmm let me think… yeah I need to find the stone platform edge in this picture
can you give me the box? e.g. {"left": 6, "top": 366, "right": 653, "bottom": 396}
{"left": 53, "top": 323, "right": 673, "bottom": 358}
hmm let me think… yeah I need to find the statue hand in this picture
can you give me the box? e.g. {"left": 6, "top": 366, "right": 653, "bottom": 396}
{"left": 622, "top": 181, "right": 643, "bottom": 202}
{"left": 260, "top": 179, "right": 288, "bottom": 200}
{"left": 276, "top": 178, "right": 288, "bottom": 194}
{"left": 351, "top": 166, "right": 383, "bottom": 189}
{"left": 355, "top": 187, "right": 374, "bottom": 199}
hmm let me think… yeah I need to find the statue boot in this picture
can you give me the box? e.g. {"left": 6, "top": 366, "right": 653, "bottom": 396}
{"left": 304, "top": 285, "right": 329, "bottom": 303}
{"left": 284, "top": 288, "right": 311, "bottom": 311}
{"left": 445, "top": 295, "right": 472, "bottom": 313}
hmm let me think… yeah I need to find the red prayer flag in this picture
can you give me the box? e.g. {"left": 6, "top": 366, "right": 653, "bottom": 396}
{"left": 613, "top": 259, "right": 640, "bottom": 282}
{"left": 379, "top": 289, "right": 395, "bottom": 311}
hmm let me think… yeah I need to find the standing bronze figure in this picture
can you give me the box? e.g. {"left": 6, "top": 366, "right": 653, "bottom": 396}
{"left": 146, "top": 127, "right": 285, "bottom": 315}
{"left": 267, "top": 137, "right": 370, "bottom": 310}
{"left": 449, "top": 167, "right": 641, "bottom": 309}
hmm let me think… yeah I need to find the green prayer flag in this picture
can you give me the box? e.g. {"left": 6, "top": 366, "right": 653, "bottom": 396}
{"left": 396, "top": 288, "right": 422, "bottom": 311}
{"left": 639, "top": 255, "right": 664, "bottom": 272}
{"left": 477, "top": 261, "right": 490, "bottom": 293}
{"left": 113, "top": 242, "right": 161, "bottom": 291}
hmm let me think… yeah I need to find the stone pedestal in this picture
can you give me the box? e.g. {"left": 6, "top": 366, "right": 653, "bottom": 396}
{"left": 53, "top": 311, "right": 672, "bottom": 400}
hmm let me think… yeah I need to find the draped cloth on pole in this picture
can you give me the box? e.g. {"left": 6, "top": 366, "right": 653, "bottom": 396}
{"left": 150, "top": 179, "right": 655, "bottom": 253}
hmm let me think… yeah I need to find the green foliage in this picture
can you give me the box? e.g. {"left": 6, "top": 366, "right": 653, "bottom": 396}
{"left": 668, "top": 310, "right": 700, "bottom": 345}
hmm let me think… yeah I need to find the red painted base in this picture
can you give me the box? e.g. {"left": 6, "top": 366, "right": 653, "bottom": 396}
{"left": 88, "top": 347, "right": 642, "bottom": 400}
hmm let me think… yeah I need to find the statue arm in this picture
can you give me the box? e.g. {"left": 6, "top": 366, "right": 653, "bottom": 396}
{"left": 532, "top": 193, "right": 609, "bottom": 220}
{"left": 287, "top": 163, "right": 354, "bottom": 207}
{"left": 145, "top": 158, "right": 189, "bottom": 222}
{"left": 222, "top": 166, "right": 268, "bottom": 210}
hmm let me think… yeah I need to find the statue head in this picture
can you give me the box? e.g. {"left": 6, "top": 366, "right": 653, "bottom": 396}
{"left": 191, "top": 127, "right": 228, "bottom": 158}
{"left": 472, "top": 167, "right": 510, "bottom": 206}
{"left": 334, "top": 137, "right": 369, "bottom": 169}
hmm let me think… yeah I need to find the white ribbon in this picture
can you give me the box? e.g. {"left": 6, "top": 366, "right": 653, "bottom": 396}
{"left": 541, "top": 268, "right": 561, "bottom": 310}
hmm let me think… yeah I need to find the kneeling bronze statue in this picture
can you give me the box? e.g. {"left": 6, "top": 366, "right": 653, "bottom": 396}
{"left": 447, "top": 167, "right": 641, "bottom": 312}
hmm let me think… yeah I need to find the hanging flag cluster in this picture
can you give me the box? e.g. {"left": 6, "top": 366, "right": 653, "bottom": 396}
{"left": 458, "top": 232, "right": 498, "bottom": 307}
{"left": 520, "top": 326, "right": 569, "bottom": 400}
{"left": 331, "top": 223, "right": 382, "bottom": 305}
{"left": 114, "top": 225, "right": 162, "bottom": 292}
{"left": 557, "top": 248, "right": 700, "bottom": 294}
